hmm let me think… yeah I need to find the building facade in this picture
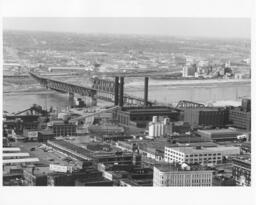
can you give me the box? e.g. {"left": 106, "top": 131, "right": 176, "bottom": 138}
{"left": 232, "top": 158, "right": 251, "bottom": 186}
{"left": 114, "top": 106, "right": 180, "bottom": 128}
{"left": 164, "top": 146, "right": 239, "bottom": 165}
{"left": 184, "top": 108, "right": 229, "bottom": 128}
{"left": 197, "top": 129, "right": 244, "bottom": 141}
{"left": 50, "top": 121, "right": 76, "bottom": 136}
{"left": 164, "top": 146, "right": 223, "bottom": 165}
{"left": 229, "top": 109, "right": 251, "bottom": 131}
{"left": 153, "top": 165, "right": 212, "bottom": 186}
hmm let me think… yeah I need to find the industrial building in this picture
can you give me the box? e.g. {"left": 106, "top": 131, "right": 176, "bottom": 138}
{"left": 172, "top": 121, "right": 190, "bottom": 134}
{"left": 229, "top": 109, "right": 251, "bottom": 131}
{"left": 168, "top": 133, "right": 212, "bottom": 144}
{"left": 38, "top": 130, "right": 55, "bottom": 142}
{"left": 196, "top": 128, "right": 244, "bottom": 141}
{"left": 228, "top": 98, "right": 251, "bottom": 131}
{"left": 3, "top": 115, "right": 40, "bottom": 134}
{"left": 88, "top": 124, "right": 124, "bottom": 135}
{"left": 184, "top": 108, "right": 229, "bottom": 128}
{"left": 47, "top": 140, "right": 141, "bottom": 166}
{"left": 148, "top": 116, "right": 172, "bottom": 138}
{"left": 114, "top": 106, "right": 180, "bottom": 128}
{"left": 111, "top": 76, "right": 180, "bottom": 128}
{"left": 48, "top": 121, "right": 76, "bottom": 136}
{"left": 153, "top": 164, "right": 213, "bottom": 186}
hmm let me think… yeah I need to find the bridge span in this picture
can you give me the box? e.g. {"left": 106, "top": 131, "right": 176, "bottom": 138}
{"left": 30, "top": 71, "right": 98, "bottom": 105}
{"left": 29, "top": 72, "right": 154, "bottom": 107}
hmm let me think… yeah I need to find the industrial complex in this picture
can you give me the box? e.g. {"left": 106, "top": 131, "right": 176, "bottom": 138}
{"left": 2, "top": 70, "right": 251, "bottom": 187}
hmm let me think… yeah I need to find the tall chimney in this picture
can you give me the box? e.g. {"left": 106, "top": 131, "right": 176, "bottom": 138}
{"left": 144, "top": 77, "right": 149, "bottom": 106}
{"left": 119, "top": 77, "right": 124, "bottom": 107}
{"left": 114, "top": 76, "right": 119, "bottom": 105}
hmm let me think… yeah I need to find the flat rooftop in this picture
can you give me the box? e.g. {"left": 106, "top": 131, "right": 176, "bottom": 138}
{"left": 11, "top": 141, "right": 81, "bottom": 171}
{"left": 155, "top": 163, "right": 212, "bottom": 173}
{"left": 197, "top": 129, "right": 242, "bottom": 134}
{"left": 232, "top": 156, "right": 251, "bottom": 164}
{"left": 48, "top": 140, "right": 134, "bottom": 160}
{"left": 167, "top": 146, "right": 238, "bottom": 154}
{"left": 121, "top": 106, "right": 179, "bottom": 112}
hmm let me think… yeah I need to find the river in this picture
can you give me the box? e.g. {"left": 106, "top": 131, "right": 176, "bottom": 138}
{"left": 3, "top": 81, "right": 250, "bottom": 113}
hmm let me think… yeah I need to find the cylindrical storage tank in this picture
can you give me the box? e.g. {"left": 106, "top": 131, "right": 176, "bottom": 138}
{"left": 152, "top": 116, "right": 158, "bottom": 123}
{"left": 163, "top": 118, "right": 170, "bottom": 125}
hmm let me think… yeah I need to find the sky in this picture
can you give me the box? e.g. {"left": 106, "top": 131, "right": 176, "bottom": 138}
{"left": 3, "top": 18, "right": 251, "bottom": 39}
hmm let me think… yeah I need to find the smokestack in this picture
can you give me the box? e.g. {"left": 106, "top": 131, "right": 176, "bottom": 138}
{"left": 119, "top": 77, "right": 124, "bottom": 107}
{"left": 144, "top": 77, "right": 148, "bottom": 106}
{"left": 114, "top": 77, "right": 119, "bottom": 105}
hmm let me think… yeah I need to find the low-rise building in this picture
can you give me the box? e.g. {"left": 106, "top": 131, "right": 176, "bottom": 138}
{"left": 153, "top": 164, "right": 213, "bottom": 186}
{"left": 232, "top": 157, "right": 251, "bottom": 186}
{"left": 23, "top": 167, "right": 48, "bottom": 186}
{"left": 38, "top": 130, "right": 55, "bottom": 142}
{"left": 197, "top": 128, "right": 243, "bottom": 141}
{"left": 48, "top": 121, "right": 76, "bottom": 136}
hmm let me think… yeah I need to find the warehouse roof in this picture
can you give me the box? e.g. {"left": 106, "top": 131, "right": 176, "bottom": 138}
{"left": 2, "top": 147, "right": 21, "bottom": 152}
{"left": 197, "top": 129, "right": 242, "bottom": 135}
{"left": 3, "top": 158, "right": 39, "bottom": 164}
{"left": 3, "top": 152, "right": 30, "bottom": 158}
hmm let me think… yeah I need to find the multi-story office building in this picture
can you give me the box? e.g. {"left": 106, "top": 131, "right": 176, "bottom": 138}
{"left": 153, "top": 164, "right": 213, "bottom": 186}
{"left": 232, "top": 158, "right": 251, "bottom": 186}
{"left": 164, "top": 146, "right": 239, "bottom": 165}
{"left": 184, "top": 108, "right": 229, "bottom": 128}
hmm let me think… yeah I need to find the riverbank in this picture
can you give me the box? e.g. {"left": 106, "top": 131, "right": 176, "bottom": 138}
{"left": 3, "top": 88, "right": 54, "bottom": 96}
{"left": 126, "top": 78, "right": 251, "bottom": 88}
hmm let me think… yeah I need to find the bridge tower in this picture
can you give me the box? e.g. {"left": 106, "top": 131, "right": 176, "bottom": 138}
{"left": 144, "top": 77, "right": 149, "bottom": 106}
{"left": 119, "top": 76, "right": 124, "bottom": 107}
{"left": 114, "top": 76, "right": 119, "bottom": 106}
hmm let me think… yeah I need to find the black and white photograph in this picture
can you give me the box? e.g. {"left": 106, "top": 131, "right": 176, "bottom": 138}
{"left": 0, "top": 0, "right": 255, "bottom": 205}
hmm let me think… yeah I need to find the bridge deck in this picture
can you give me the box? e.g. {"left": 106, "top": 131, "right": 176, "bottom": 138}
{"left": 29, "top": 71, "right": 156, "bottom": 105}
{"left": 29, "top": 71, "right": 96, "bottom": 92}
